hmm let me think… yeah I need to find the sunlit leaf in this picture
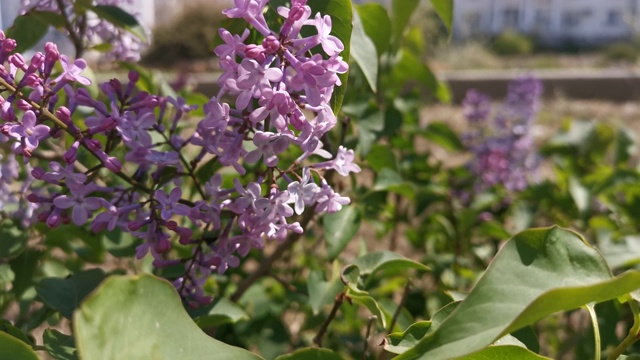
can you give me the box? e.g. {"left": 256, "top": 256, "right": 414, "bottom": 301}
{"left": 350, "top": 9, "right": 378, "bottom": 92}
{"left": 397, "top": 227, "right": 640, "bottom": 359}
{"left": 74, "top": 274, "right": 262, "bottom": 360}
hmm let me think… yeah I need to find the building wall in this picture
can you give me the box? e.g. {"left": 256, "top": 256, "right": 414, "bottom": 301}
{"left": 454, "top": 0, "right": 640, "bottom": 45}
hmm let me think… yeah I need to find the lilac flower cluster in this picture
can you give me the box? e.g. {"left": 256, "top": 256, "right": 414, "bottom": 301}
{"left": 462, "top": 76, "right": 542, "bottom": 193}
{"left": 0, "top": 0, "right": 359, "bottom": 307}
{"left": 20, "top": 0, "right": 147, "bottom": 62}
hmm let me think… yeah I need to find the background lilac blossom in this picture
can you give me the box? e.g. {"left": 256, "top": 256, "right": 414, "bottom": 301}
{"left": 20, "top": 0, "right": 148, "bottom": 62}
{"left": 462, "top": 76, "right": 543, "bottom": 193}
{"left": 0, "top": 0, "right": 359, "bottom": 307}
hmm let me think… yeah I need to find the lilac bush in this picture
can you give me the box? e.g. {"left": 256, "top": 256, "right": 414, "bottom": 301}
{"left": 20, "top": 0, "right": 147, "bottom": 61}
{"left": 462, "top": 76, "right": 543, "bottom": 193}
{"left": 0, "top": 0, "right": 358, "bottom": 307}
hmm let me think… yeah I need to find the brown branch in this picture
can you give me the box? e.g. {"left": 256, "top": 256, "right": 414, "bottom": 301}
{"left": 387, "top": 282, "right": 411, "bottom": 334}
{"left": 313, "top": 292, "right": 347, "bottom": 347}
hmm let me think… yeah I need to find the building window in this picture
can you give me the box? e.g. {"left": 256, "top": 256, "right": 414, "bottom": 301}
{"left": 607, "top": 10, "right": 623, "bottom": 26}
{"left": 503, "top": 8, "right": 519, "bottom": 28}
{"left": 562, "top": 12, "right": 581, "bottom": 28}
{"left": 534, "top": 9, "right": 550, "bottom": 27}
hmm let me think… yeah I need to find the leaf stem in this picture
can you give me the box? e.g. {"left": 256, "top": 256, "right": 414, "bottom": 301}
{"left": 607, "top": 299, "right": 640, "bottom": 360}
{"left": 586, "top": 304, "right": 601, "bottom": 360}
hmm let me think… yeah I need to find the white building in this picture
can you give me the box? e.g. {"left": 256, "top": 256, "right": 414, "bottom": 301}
{"left": 454, "top": 0, "right": 640, "bottom": 45}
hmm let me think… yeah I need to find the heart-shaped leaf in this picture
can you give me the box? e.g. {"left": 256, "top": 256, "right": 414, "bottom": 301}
{"left": 397, "top": 226, "right": 640, "bottom": 360}
{"left": 323, "top": 206, "right": 361, "bottom": 260}
{"left": 74, "top": 274, "right": 262, "bottom": 360}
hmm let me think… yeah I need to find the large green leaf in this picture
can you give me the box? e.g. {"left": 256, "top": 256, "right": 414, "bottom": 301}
{"left": 356, "top": 3, "right": 391, "bottom": 56}
{"left": 36, "top": 268, "right": 107, "bottom": 319}
{"left": 74, "top": 274, "right": 262, "bottom": 360}
{"left": 90, "top": 5, "right": 148, "bottom": 42}
{"left": 458, "top": 345, "right": 551, "bottom": 360}
{"left": 428, "top": 0, "right": 454, "bottom": 35}
{"left": 397, "top": 226, "right": 640, "bottom": 360}
{"left": 323, "top": 206, "right": 362, "bottom": 260}
{"left": 307, "top": 0, "right": 353, "bottom": 114}
{"left": 307, "top": 270, "right": 344, "bottom": 314}
{"left": 6, "top": 13, "right": 49, "bottom": 53}
{"left": 350, "top": 9, "right": 378, "bottom": 92}
{"left": 390, "top": 49, "right": 450, "bottom": 103}
{"left": 0, "top": 331, "right": 39, "bottom": 360}
{"left": 0, "top": 220, "right": 28, "bottom": 261}
{"left": 275, "top": 348, "right": 343, "bottom": 360}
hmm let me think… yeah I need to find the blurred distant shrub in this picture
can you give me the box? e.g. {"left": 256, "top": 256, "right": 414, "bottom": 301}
{"left": 142, "top": 6, "right": 223, "bottom": 67}
{"left": 603, "top": 41, "right": 639, "bottom": 62}
{"left": 491, "top": 31, "right": 533, "bottom": 56}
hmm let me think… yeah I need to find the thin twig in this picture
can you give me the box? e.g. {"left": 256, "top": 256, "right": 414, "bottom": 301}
{"left": 313, "top": 292, "right": 347, "bottom": 347}
{"left": 363, "top": 315, "right": 377, "bottom": 360}
{"left": 387, "top": 282, "right": 411, "bottom": 334}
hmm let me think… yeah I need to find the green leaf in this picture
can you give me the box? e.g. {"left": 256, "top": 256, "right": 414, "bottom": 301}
{"left": 30, "top": 10, "right": 66, "bottom": 28}
{"left": 192, "top": 298, "right": 249, "bottom": 328}
{"left": 458, "top": 345, "right": 551, "bottom": 360}
{"left": 307, "top": 0, "right": 352, "bottom": 114}
{"left": 366, "top": 145, "right": 398, "bottom": 172}
{"left": 614, "top": 128, "right": 636, "bottom": 165}
{"left": 0, "top": 331, "right": 39, "bottom": 360}
{"left": 0, "top": 220, "right": 28, "bottom": 261}
{"left": 43, "top": 330, "right": 77, "bottom": 360}
{"left": 428, "top": 0, "right": 454, "bottom": 35}
{"left": 386, "top": 321, "right": 432, "bottom": 354}
{"left": 7, "top": 13, "right": 49, "bottom": 53}
{"left": 307, "top": 271, "right": 344, "bottom": 314}
{"left": 352, "top": 251, "right": 429, "bottom": 277}
{"left": 356, "top": 3, "right": 391, "bottom": 56}
{"left": 90, "top": 5, "right": 148, "bottom": 42}
{"left": 9, "top": 249, "right": 42, "bottom": 299}
{"left": 74, "top": 274, "right": 262, "bottom": 360}
{"left": 275, "top": 347, "right": 343, "bottom": 360}
{"left": 386, "top": 301, "right": 460, "bottom": 354}
{"left": 0, "top": 320, "right": 32, "bottom": 346}
{"left": 350, "top": 9, "right": 378, "bottom": 92}
{"left": 323, "top": 206, "right": 362, "bottom": 260}
{"left": 390, "top": 49, "right": 450, "bottom": 103}
{"left": 569, "top": 176, "right": 590, "bottom": 213}
{"left": 423, "top": 122, "right": 463, "bottom": 151}
{"left": 397, "top": 226, "right": 640, "bottom": 360}
{"left": 391, "top": 0, "right": 420, "bottom": 46}
{"left": 36, "top": 268, "right": 107, "bottom": 319}
{"left": 346, "top": 287, "right": 388, "bottom": 329}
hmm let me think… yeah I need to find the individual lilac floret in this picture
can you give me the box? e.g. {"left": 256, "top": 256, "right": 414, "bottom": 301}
{"left": 52, "top": 183, "right": 102, "bottom": 225}
{"left": 287, "top": 167, "right": 319, "bottom": 215}
{"left": 155, "top": 188, "right": 191, "bottom": 220}
{"left": 9, "top": 110, "right": 50, "bottom": 156}
{"left": 314, "top": 146, "right": 361, "bottom": 176}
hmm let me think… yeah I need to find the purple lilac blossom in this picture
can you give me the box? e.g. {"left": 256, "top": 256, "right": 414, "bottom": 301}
{"left": 0, "top": 0, "right": 359, "bottom": 307}
{"left": 462, "top": 76, "right": 543, "bottom": 194}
